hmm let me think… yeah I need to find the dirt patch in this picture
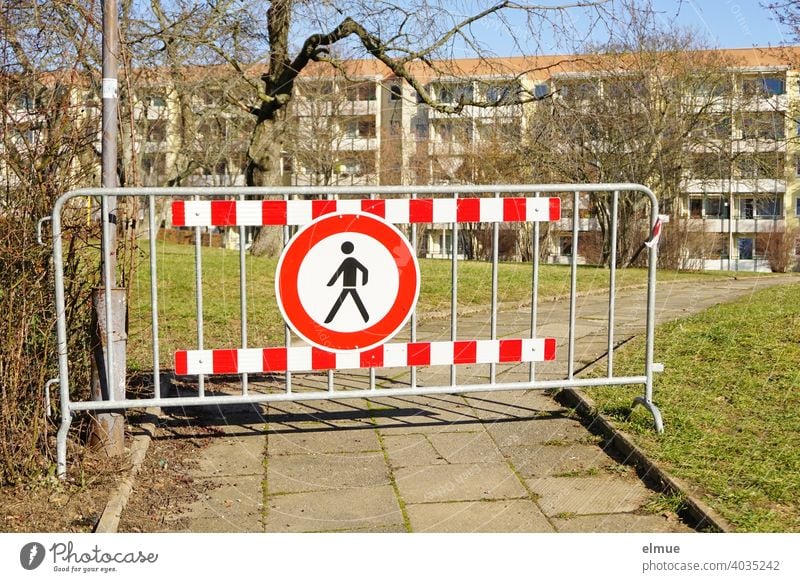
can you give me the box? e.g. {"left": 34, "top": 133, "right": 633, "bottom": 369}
{"left": 116, "top": 412, "right": 223, "bottom": 532}
{"left": 0, "top": 444, "right": 128, "bottom": 533}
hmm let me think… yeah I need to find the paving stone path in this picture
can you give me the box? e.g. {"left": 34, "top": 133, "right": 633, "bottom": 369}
{"left": 153, "top": 275, "right": 798, "bottom": 532}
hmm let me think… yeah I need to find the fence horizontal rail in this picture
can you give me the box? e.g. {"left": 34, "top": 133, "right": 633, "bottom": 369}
{"left": 172, "top": 197, "right": 561, "bottom": 227}
{"left": 174, "top": 338, "right": 557, "bottom": 375}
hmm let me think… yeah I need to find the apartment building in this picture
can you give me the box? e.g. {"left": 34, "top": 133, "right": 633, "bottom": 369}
{"left": 3, "top": 48, "right": 798, "bottom": 270}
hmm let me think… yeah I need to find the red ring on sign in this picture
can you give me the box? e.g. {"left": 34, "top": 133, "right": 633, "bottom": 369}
{"left": 275, "top": 213, "right": 419, "bottom": 352}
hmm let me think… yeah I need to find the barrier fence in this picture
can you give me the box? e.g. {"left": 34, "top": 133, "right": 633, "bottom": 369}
{"left": 47, "top": 184, "right": 663, "bottom": 478}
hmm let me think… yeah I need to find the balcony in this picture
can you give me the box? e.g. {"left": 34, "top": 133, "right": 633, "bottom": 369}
{"left": 338, "top": 137, "right": 378, "bottom": 151}
{"left": 339, "top": 100, "right": 377, "bottom": 116}
{"left": 553, "top": 217, "right": 599, "bottom": 232}
{"left": 685, "top": 217, "right": 786, "bottom": 233}
{"left": 682, "top": 179, "right": 785, "bottom": 194}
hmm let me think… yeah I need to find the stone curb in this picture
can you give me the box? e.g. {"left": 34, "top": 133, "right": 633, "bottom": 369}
{"left": 555, "top": 388, "right": 735, "bottom": 533}
{"left": 95, "top": 409, "right": 159, "bottom": 533}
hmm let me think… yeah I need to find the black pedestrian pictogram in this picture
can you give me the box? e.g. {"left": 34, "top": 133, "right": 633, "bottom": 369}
{"left": 324, "top": 241, "right": 369, "bottom": 324}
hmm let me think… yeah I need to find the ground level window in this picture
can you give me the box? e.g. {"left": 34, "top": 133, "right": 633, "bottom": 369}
{"left": 689, "top": 198, "right": 702, "bottom": 218}
{"left": 559, "top": 236, "right": 572, "bottom": 256}
{"left": 738, "top": 237, "right": 754, "bottom": 260}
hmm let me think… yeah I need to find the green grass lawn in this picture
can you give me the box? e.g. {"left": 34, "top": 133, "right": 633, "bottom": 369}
{"left": 585, "top": 282, "right": 800, "bottom": 532}
{"left": 127, "top": 241, "right": 754, "bottom": 370}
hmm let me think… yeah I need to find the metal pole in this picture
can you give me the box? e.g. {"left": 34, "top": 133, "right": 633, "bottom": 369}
{"left": 450, "top": 193, "right": 458, "bottom": 386}
{"left": 490, "top": 192, "right": 499, "bottom": 384}
{"left": 410, "top": 193, "right": 418, "bottom": 389}
{"left": 239, "top": 194, "right": 249, "bottom": 396}
{"left": 194, "top": 196, "right": 205, "bottom": 398}
{"left": 567, "top": 191, "right": 580, "bottom": 380}
{"left": 148, "top": 196, "right": 161, "bottom": 397}
{"left": 607, "top": 191, "right": 619, "bottom": 378}
{"left": 529, "top": 192, "right": 541, "bottom": 382}
{"left": 93, "top": 0, "right": 124, "bottom": 454}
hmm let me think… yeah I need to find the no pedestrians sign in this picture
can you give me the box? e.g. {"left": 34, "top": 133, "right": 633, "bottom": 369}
{"left": 275, "top": 213, "right": 420, "bottom": 352}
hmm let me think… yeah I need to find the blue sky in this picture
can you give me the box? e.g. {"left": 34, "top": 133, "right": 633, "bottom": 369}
{"left": 653, "top": 0, "right": 789, "bottom": 48}
{"left": 454, "top": 0, "right": 794, "bottom": 56}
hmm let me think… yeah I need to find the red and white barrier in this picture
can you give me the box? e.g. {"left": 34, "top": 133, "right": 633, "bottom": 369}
{"left": 172, "top": 197, "right": 561, "bottom": 227}
{"left": 175, "top": 338, "right": 556, "bottom": 376}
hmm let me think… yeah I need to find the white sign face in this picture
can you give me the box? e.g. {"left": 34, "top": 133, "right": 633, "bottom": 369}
{"left": 296, "top": 232, "right": 400, "bottom": 333}
{"left": 275, "top": 213, "right": 420, "bottom": 352}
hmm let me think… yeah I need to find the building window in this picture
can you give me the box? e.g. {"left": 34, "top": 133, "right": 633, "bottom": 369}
{"left": 435, "top": 82, "right": 473, "bottom": 104}
{"left": 559, "top": 236, "right": 573, "bottom": 256}
{"left": 795, "top": 236, "right": 800, "bottom": 256}
{"left": 738, "top": 197, "right": 782, "bottom": 219}
{"left": 741, "top": 112, "right": 785, "bottom": 140}
{"left": 559, "top": 80, "right": 599, "bottom": 100}
{"left": 358, "top": 118, "right": 376, "bottom": 138}
{"left": 346, "top": 83, "right": 376, "bottom": 101}
{"left": 414, "top": 122, "right": 428, "bottom": 139}
{"left": 689, "top": 198, "right": 703, "bottom": 218}
{"left": 534, "top": 84, "right": 549, "bottom": 98}
{"left": 389, "top": 85, "right": 402, "bottom": 101}
{"left": 485, "top": 83, "right": 519, "bottom": 105}
{"left": 738, "top": 237, "right": 754, "bottom": 260}
{"left": 742, "top": 76, "right": 785, "bottom": 96}
{"left": 704, "top": 197, "right": 729, "bottom": 218}
{"left": 755, "top": 197, "right": 781, "bottom": 218}
{"left": 795, "top": 197, "right": 800, "bottom": 216}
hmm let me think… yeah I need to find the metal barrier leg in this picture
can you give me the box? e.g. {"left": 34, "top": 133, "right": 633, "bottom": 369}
{"left": 632, "top": 396, "right": 664, "bottom": 433}
{"left": 56, "top": 412, "right": 72, "bottom": 479}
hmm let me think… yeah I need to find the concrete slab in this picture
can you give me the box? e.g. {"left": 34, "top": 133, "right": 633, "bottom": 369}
{"left": 268, "top": 426, "right": 381, "bottom": 456}
{"left": 179, "top": 515, "right": 262, "bottom": 533}
{"left": 177, "top": 474, "right": 263, "bottom": 528}
{"left": 264, "top": 485, "right": 404, "bottom": 532}
{"left": 502, "top": 443, "right": 617, "bottom": 478}
{"left": 382, "top": 434, "right": 447, "bottom": 468}
{"left": 526, "top": 475, "right": 654, "bottom": 516}
{"left": 267, "top": 452, "right": 390, "bottom": 494}
{"left": 394, "top": 463, "right": 527, "bottom": 504}
{"left": 407, "top": 499, "right": 553, "bottom": 532}
{"left": 484, "top": 417, "right": 590, "bottom": 446}
{"left": 463, "top": 391, "right": 565, "bottom": 420}
{"left": 427, "top": 431, "right": 505, "bottom": 464}
{"left": 552, "top": 512, "right": 693, "bottom": 533}
{"left": 187, "top": 436, "right": 265, "bottom": 478}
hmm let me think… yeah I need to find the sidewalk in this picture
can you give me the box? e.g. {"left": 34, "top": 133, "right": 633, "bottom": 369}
{"left": 152, "top": 275, "right": 798, "bottom": 532}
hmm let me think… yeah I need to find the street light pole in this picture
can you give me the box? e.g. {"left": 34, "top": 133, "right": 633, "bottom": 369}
{"left": 92, "top": 0, "right": 126, "bottom": 455}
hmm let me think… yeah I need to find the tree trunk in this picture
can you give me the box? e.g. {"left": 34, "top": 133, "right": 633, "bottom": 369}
{"left": 248, "top": 113, "right": 288, "bottom": 257}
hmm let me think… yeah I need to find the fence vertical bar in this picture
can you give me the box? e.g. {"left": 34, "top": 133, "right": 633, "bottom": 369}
{"left": 410, "top": 192, "right": 418, "bottom": 389}
{"left": 283, "top": 193, "right": 292, "bottom": 394}
{"left": 450, "top": 192, "right": 458, "bottom": 386}
{"left": 633, "top": 192, "right": 663, "bottom": 433}
{"left": 369, "top": 192, "right": 377, "bottom": 391}
{"left": 148, "top": 195, "right": 161, "bottom": 398}
{"left": 607, "top": 190, "right": 619, "bottom": 378}
{"left": 490, "top": 192, "right": 500, "bottom": 384}
{"left": 567, "top": 190, "right": 580, "bottom": 380}
{"left": 529, "top": 191, "right": 541, "bottom": 382}
{"left": 327, "top": 191, "right": 335, "bottom": 393}
{"left": 99, "top": 194, "right": 116, "bottom": 400}
{"left": 194, "top": 195, "right": 205, "bottom": 397}
{"left": 53, "top": 200, "right": 72, "bottom": 479}
{"left": 239, "top": 193, "right": 249, "bottom": 395}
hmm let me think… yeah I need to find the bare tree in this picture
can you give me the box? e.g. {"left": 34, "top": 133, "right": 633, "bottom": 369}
{"left": 141, "top": 0, "right": 622, "bottom": 254}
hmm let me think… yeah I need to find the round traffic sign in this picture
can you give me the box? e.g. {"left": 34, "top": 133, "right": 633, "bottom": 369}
{"left": 275, "top": 212, "right": 420, "bottom": 352}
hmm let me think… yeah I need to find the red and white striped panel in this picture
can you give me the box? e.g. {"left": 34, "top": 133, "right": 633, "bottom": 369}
{"left": 171, "top": 197, "right": 561, "bottom": 227}
{"left": 174, "top": 338, "right": 556, "bottom": 376}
